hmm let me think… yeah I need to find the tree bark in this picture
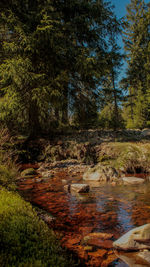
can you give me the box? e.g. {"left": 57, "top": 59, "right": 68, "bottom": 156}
{"left": 29, "top": 100, "right": 41, "bottom": 138}
{"left": 61, "top": 86, "right": 68, "bottom": 124}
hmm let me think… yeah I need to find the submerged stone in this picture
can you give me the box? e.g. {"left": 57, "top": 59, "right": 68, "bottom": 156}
{"left": 83, "top": 232, "right": 113, "bottom": 243}
{"left": 82, "top": 232, "right": 113, "bottom": 250}
{"left": 138, "top": 251, "right": 150, "bottom": 264}
{"left": 113, "top": 224, "right": 150, "bottom": 251}
{"left": 122, "top": 177, "right": 145, "bottom": 185}
{"left": 115, "top": 251, "right": 150, "bottom": 267}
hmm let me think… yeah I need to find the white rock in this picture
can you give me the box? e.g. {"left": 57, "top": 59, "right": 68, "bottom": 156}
{"left": 64, "top": 184, "right": 90, "bottom": 193}
{"left": 83, "top": 171, "right": 101, "bottom": 181}
{"left": 122, "top": 177, "right": 145, "bottom": 185}
{"left": 113, "top": 224, "right": 150, "bottom": 251}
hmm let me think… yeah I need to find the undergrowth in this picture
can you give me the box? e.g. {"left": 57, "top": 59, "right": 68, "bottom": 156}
{"left": 0, "top": 188, "right": 77, "bottom": 267}
{"left": 97, "top": 142, "right": 150, "bottom": 173}
{"left": 0, "top": 129, "right": 78, "bottom": 267}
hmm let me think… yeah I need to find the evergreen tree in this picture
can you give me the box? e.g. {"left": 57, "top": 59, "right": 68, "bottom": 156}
{"left": 0, "top": 0, "right": 120, "bottom": 135}
{"left": 123, "top": 0, "right": 150, "bottom": 128}
{"left": 99, "top": 35, "right": 124, "bottom": 130}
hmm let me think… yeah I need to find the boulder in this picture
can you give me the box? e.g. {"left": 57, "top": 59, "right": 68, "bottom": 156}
{"left": 21, "top": 168, "right": 37, "bottom": 177}
{"left": 64, "top": 184, "right": 90, "bottom": 193}
{"left": 83, "top": 165, "right": 118, "bottom": 183}
{"left": 122, "top": 177, "right": 145, "bottom": 185}
{"left": 83, "top": 170, "right": 102, "bottom": 181}
{"left": 113, "top": 224, "right": 150, "bottom": 251}
{"left": 141, "top": 129, "right": 150, "bottom": 137}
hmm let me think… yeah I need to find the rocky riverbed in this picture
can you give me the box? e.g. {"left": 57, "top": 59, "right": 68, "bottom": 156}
{"left": 9, "top": 129, "right": 150, "bottom": 266}
{"left": 17, "top": 159, "right": 150, "bottom": 266}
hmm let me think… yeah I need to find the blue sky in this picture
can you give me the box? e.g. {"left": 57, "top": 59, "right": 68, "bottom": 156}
{"left": 112, "top": 0, "right": 149, "bottom": 19}
{"left": 111, "top": 0, "right": 149, "bottom": 79}
{"left": 111, "top": 0, "right": 130, "bottom": 19}
{"left": 111, "top": 0, "right": 131, "bottom": 79}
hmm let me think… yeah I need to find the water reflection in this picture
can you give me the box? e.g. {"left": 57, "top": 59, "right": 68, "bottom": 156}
{"left": 117, "top": 205, "right": 134, "bottom": 232}
{"left": 115, "top": 251, "right": 150, "bottom": 267}
{"left": 18, "top": 171, "right": 150, "bottom": 266}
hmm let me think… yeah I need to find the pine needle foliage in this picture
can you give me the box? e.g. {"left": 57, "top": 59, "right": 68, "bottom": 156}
{"left": 0, "top": 0, "right": 121, "bottom": 135}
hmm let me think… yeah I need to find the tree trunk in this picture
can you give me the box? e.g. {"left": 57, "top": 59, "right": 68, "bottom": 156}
{"left": 61, "top": 86, "right": 68, "bottom": 124}
{"left": 129, "top": 87, "right": 134, "bottom": 122}
{"left": 112, "top": 70, "right": 119, "bottom": 131}
{"left": 55, "top": 107, "right": 60, "bottom": 122}
{"left": 29, "top": 100, "right": 41, "bottom": 138}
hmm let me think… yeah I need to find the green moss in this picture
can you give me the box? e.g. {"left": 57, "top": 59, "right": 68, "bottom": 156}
{"left": 0, "top": 164, "right": 17, "bottom": 190}
{"left": 0, "top": 132, "right": 78, "bottom": 267}
{"left": 98, "top": 154, "right": 111, "bottom": 163}
{"left": 97, "top": 142, "right": 150, "bottom": 172}
{"left": 0, "top": 188, "right": 77, "bottom": 267}
{"left": 21, "top": 168, "right": 37, "bottom": 177}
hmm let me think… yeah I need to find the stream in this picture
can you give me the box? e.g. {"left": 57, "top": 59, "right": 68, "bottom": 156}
{"left": 17, "top": 164, "right": 150, "bottom": 266}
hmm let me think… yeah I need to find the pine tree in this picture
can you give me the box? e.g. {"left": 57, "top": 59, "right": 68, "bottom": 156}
{"left": 99, "top": 35, "right": 124, "bottom": 130}
{"left": 123, "top": 0, "right": 150, "bottom": 128}
{"left": 0, "top": 0, "right": 120, "bottom": 135}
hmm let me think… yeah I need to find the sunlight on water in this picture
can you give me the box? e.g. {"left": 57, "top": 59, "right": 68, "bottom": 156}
{"left": 18, "top": 170, "right": 150, "bottom": 266}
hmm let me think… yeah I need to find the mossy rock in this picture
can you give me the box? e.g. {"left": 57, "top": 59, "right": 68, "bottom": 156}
{"left": 21, "top": 168, "right": 37, "bottom": 177}
{"left": 83, "top": 164, "right": 119, "bottom": 182}
{"left": 97, "top": 142, "right": 150, "bottom": 173}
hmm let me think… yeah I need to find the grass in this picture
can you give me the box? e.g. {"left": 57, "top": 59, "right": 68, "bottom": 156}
{"left": 97, "top": 142, "right": 150, "bottom": 173}
{"left": 0, "top": 188, "right": 77, "bottom": 267}
{"left": 0, "top": 163, "right": 17, "bottom": 190}
{"left": 0, "top": 129, "right": 78, "bottom": 267}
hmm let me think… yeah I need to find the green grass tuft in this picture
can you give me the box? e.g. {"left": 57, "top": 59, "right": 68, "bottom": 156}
{"left": 0, "top": 188, "right": 77, "bottom": 267}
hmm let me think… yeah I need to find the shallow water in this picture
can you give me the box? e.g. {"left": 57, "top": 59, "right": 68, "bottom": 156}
{"left": 18, "top": 169, "right": 150, "bottom": 266}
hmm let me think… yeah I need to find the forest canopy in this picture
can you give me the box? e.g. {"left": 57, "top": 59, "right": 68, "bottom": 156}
{"left": 0, "top": 0, "right": 149, "bottom": 136}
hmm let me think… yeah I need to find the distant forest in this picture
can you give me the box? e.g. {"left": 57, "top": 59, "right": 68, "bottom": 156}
{"left": 0, "top": 0, "right": 150, "bottom": 136}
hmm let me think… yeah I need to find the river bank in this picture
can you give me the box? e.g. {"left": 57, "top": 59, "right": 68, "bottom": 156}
{"left": 1, "top": 128, "right": 150, "bottom": 266}
{"left": 17, "top": 160, "right": 150, "bottom": 266}
{"left": 0, "top": 130, "right": 80, "bottom": 267}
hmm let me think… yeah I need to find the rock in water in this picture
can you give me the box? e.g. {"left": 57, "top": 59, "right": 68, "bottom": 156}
{"left": 115, "top": 251, "right": 150, "bottom": 267}
{"left": 21, "top": 168, "right": 37, "bottom": 177}
{"left": 138, "top": 251, "right": 150, "bottom": 264}
{"left": 64, "top": 184, "right": 90, "bottom": 193}
{"left": 83, "top": 170, "right": 102, "bottom": 181}
{"left": 113, "top": 224, "right": 150, "bottom": 251}
{"left": 83, "top": 166, "right": 118, "bottom": 182}
{"left": 71, "top": 184, "right": 90, "bottom": 193}
{"left": 122, "top": 177, "right": 145, "bottom": 185}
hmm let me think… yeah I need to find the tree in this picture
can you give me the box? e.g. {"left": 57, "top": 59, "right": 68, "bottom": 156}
{"left": 0, "top": 0, "right": 120, "bottom": 136}
{"left": 99, "top": 33, "right": 124, "bottom": 130}
{"left": 123, "top": 0, "right": 150, "bottom": 128}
